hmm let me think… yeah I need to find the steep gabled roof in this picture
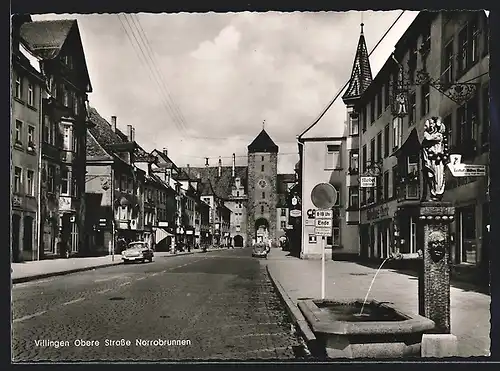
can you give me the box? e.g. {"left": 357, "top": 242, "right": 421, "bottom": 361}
{"left": 20, "top": 19, "right": 74, "bottom": 59}
{"left": 88, "top": 106, "right": 127, "bottom": 149}
{"left": 181, "top": 166, "right": 248, "bottom": 200}
{"left": 20, "top": 19, "right": 93, "bottom": 92}
{"left": 342, "top": 23, "right": 373, "bottom": 104}
{"left": 86, "top": 131, "right": 112, "bottom": 160}
{"left": 248, "top": 129, "right": 279, "bottom": 153}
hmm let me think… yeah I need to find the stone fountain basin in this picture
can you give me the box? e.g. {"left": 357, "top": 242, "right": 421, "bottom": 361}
{"left": 298, "top": 299, "right": 435, "bottom": 359}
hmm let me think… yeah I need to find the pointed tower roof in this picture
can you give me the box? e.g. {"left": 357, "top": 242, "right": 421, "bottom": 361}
{"left": 342, "top": 23, "right": 373, "bottom": 104}
{"left": 248, "top": 129, "right": 279, "bottom": 153}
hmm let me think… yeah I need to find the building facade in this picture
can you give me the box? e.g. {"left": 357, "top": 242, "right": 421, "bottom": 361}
{"left": 11, "top": 15, "right": 46, "bottom": 262}
{"left": 20, "top": 19, "right": 93, "bottom": 259}
{"left": 354, "top": 11, "right": 489, "bottom": 284}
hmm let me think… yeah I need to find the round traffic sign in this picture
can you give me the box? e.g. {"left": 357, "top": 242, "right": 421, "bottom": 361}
{"left": 311, "top": 182, "right": 338, "bottom": 209}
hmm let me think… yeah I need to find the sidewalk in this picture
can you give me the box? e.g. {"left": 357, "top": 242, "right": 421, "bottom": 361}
{"left": 11, "top": 248, "right": 214, "bottom": 284}
{"left": 266, "top": 249, "right": 490, "bottom": 358}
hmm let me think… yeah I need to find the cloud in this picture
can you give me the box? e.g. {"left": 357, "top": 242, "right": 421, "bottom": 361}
{"left": 32, "top": 11, "right": 418, "bottom": 173}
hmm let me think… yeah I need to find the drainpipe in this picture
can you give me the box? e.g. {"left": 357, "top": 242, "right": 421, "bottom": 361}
{"left": 36, "top": 83, "right": 44, "bottom": 260}
{"left": 296, "top": 134, "right": 305, "bottom": 259}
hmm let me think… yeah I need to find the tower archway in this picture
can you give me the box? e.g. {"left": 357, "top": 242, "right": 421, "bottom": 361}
{"left": 254, "top": 217, "right": 269, "bottom": 242}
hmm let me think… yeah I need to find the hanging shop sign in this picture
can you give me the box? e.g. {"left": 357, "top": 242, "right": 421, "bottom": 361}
{"left": 360, "top": 176, "right": 377, "bottom": 188}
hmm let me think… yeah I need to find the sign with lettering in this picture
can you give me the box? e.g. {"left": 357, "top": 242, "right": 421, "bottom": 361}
{"left": 315, "top": 209, "right": 333, "bottom": 219}
{"left": 315, "top": 219, "right": 332, "bottom": 228}
{"left": 447, "top": 154, "right": 487, "bottom": 177}
{"left": 315, "top": 227, "right": 332, "bottom": 236}
{"left": 290, "top": 209, "right": 302, "bottom": 218}
{"left": 360, "top": 176, "right": 377, "bottom": 188}
{"left": 59, "top": 196, "right": 72, "bottom": 211}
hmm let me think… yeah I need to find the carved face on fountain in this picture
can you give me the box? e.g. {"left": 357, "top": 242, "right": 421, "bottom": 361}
{"left": 427, "top": 231, "right": 447, "bottom": 262}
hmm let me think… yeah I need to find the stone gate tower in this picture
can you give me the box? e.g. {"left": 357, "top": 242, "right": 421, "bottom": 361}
{"left": 246, "top": 127, "right": 279, "bottom": 245}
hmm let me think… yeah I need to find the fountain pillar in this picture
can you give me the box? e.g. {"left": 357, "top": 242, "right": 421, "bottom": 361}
{"left": 417, "top": 202, "right": 455, "bottom": 334}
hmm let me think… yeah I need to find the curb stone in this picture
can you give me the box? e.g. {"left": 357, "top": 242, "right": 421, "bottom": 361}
{"left": 12, "top": 252, "right": 196, "bottom": 284}
{"left": 265, "top": 264, "right": 319, "bottom": 356}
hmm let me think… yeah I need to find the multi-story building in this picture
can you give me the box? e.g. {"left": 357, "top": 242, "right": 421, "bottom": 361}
{"left": 276, "top": 174, "right": 296, "bottom": 244}
{"left": 11, "top": 15, "right": 46, "bottom": 262}
{"left": 150, "top": 148, "right": 182, "bottom": 250}
{"left": 86, "top": 110, "right": 157, "bottom": 253}
{"left": 353, "top": 11, "right": 489, "bottom": 284}
{"left": 199, "top": 199, "right": 211, "bottom": 247}
{"left": 295, "top": 25, "right": 369, "bottom": 259}
{"left": 20, "top": 18, "right": 93, "bottom": 258}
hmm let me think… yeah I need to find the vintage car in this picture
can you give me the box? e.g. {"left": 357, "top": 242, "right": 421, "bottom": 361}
{"left": 121, "top": 241, "right": 154, "bottom": 263}
{"left": 252, "top": 243, "right": 269, "bottom": 259}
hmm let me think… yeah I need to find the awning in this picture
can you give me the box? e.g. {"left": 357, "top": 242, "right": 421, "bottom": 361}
{"left": 155, "top": 227, "right": 174, "bottom": 243}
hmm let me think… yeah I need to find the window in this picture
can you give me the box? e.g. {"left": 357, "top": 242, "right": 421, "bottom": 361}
{"left": 262, "top": 192, "right": 265, "bottom": 199}
{"left": 457, "top": 95, "right": 478, "bottom": 150}
{"left": 443, "top": 40, "right": 454, "bottom": 84}
{"left": 26, "top": 126, "right": 35, "bottom": 146}
{"left": 471, "top": 18, "right": 480, "bottom": 64}
{"left": 421, "top": 84, "right": 430, "bottom": 116}
{"left": 408, "top": 154, "right": 418, "bottom": 174}
{"left": 458, "top": 25, "right": 469, "bottom": 73}
{"left": 74, "top": 95, "right": 80, "bottom": 116}
{"left": 47, "top": 166, "right": 55, "bottom": 193}
{"left": 370, "top": 97, "right": 375, "bottom": 123}
{"left": 482, "top": 85, "right": 490, "bottom": 151}
{"left": 391, "top": 165, "right": 398, "bottom": 198}
{"left": 14, "top": 167, "right": 22, "bottom": 193}
{"left": 409, "top": 91, "right": 416, "bottom": 125}
{"left": 260, "top": 205, "right": 264, "bottom": 214}
{"left": 392, "top": 117, "right": 402, "bottom": 149}
{"left": 384, "top": 124, "right": 390, "bottom": 157}
{"left": 261, "top": 156, "right": 264, "bottom": 161}
{"left": 28, "top": 83, "right": 34, "bottom": 106}
{"left": 349, "top": 151, "right": 359, "bottom": 173}
{"left": 261, "top": 164, "right": 264, "bottom": 172}
{"left": 334, "top": 189, "right": 341, "bottom": 206}
{"left": 362, "top": 145, "right": 367, "bottom": 173}
{"left": 281, "top": 208, "right": 286, "bottom": 216}
{"left": 26, "top": 170, "right": 34, "bottom": 196}
{"left": 349, "top": 113, "right": 359, "bottom": 136}
{"left": 376, "top": 132, "right": 382, "bottom": 162}
{"left": 325, "top": 145, "right": 341, "bottom": 169}
{"left": 61, "top": 168, "right": 70, "bottom": 195}
{"left": 370, "top": 139, "right": 375, "bottom": 165}
{"left": 443, "top": 114, "right": 453, "bottom": 150}
{"left": 62, "top": 124, "right": 73, "bottom": 151}
{"left": 385, "top": 82, "right": 390, "bottom": 109}
{"left": 349, "top": 186, "right": 359, "bottom": 209}
{"left": 376, "top": 92, "right": 382, "bottom": 117}
{"left": 332, "top": 227, "right": 340, "bottom": 247}
{"left": 280, "top": 221, "right": 286, "bottom": 229}
{"left": 15, "top": 120, "right": 23, "bottom": 144}
{"left": 236, "top": 191, "right": 240, "bottom": 197}
{"left": 15, "top": 75, "right": 22, "bottom": 99}
{"left": 383, "top": 171, "right": 389, "bottom": 200}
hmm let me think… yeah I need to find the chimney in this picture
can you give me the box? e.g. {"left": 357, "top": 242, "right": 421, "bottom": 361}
{"left": 132, "top": 127, "right": 136, "bottom": 142}
{"left": 205, "top": 157, "right": 209, "bottom": 167}
{"left": 187, "top": 164, "right": 190, "bottom": 175}
{"left": 232, "top": 153, "right": 236, "bottom": 177}
{"left": 218, "top": 156, "right": 222, "bottom": 177}
{"left": 127, "top": 125, "right": 133, "bottom": 142}
{"left": 111, "top": 116, "right": 117, "bottom": 132}
{"left": 163, "top": 148, "right": 168, "bottom": 157}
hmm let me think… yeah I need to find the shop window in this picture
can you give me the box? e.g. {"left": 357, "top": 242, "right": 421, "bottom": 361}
{"left": 460, "top": 206, "right": 477, "bottom": 264}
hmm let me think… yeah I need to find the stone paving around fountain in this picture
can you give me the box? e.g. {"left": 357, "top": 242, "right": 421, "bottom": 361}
{"left": 265, "top": 249, "right": 490, "bottom": 358}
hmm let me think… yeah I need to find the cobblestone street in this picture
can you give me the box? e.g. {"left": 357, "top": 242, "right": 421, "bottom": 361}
{"left": 12, "top": 249, "right": 304, "bottom": 361}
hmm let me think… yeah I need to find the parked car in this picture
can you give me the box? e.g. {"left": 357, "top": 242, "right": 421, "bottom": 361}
{"left": 252, "top": 243, "right": 269, "bottom": 259}
{"left": 122, "top": 241, "right": 154, "bottom": 263}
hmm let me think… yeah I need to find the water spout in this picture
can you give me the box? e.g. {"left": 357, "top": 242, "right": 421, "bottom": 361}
{"left": 360, "top": 256, "right": 392, "bottom": 315}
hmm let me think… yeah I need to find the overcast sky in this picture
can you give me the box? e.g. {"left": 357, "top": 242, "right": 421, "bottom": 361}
{"left": 32, "top": 11, "right": 418, "bottom": 174}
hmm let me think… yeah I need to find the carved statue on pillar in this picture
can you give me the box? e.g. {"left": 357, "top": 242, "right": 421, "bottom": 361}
{"left": 421, "top": 117, "right": 448, "bottom": 201}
